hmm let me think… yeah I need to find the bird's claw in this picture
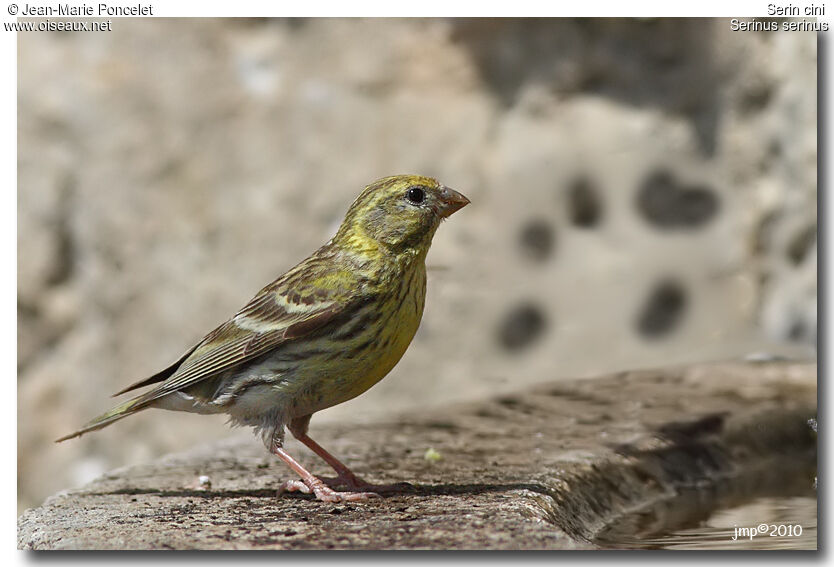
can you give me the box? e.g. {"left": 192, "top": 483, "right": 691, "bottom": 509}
{"left": 279, "top": 477, "right": 381, "bottom": 502}
{"left": 278, "top": 479, "right": 312, "bottom": 495}
{"left": 314, "top": 486, "right": 381, "bottom": 503}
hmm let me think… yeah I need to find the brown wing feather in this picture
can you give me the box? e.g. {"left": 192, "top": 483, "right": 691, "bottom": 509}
{"left": 121, "top": 306, "right": 341, "bottom": 408}
{"left": 109, "top": 289, "right": 286, "bottom": 398}
{"left": 111, "top": 344, "right": 199, "bottom": 397}
{"left": 282, "top": 304, "right": 342, "bottom": 340}
{"left": 112, "top": 259, "right": 366, "bottom": 409}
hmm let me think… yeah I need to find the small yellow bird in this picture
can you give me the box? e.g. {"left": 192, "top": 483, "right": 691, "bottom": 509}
{"left": 57, "top": 175, "right": 469, "bottom": 502}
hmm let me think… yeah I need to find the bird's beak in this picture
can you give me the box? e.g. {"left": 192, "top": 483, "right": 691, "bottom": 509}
{"left": 437, "top": 186, "right": 470, "bottom": 218}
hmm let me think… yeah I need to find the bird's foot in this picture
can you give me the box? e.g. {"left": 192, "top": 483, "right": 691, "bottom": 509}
{"left": 278, "top": 477, "right": 381, "bottom": 503}
{"left": 278, "top": 479, "right": 312, "bottom": 494}
{"left": 319, "top": 473, "right": 413, "bottom": 495}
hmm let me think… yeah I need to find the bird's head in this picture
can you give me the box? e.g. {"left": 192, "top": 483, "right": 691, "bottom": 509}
{"left": 333, "top": 175, "right": 469, "bottom": 257}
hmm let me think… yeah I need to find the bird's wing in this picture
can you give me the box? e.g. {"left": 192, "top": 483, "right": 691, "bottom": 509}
{"left": 116, "top": 261, "right": 369, "bottom": 408}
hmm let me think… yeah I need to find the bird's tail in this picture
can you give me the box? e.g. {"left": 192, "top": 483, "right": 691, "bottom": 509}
{"left": 55, "top": 397, "right": 149, "bottom": 442}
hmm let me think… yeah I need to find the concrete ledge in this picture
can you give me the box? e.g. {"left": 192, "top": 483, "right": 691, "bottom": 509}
{"left": 18, "top": 362, "right": 817, "bottom": 550}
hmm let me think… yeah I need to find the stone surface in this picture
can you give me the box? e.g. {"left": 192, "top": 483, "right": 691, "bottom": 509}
{"left": 18, "top": 18, "right": 817, "bottom": 513}
{"left": 18, "top": 362, "right": 817, "bottom": 550}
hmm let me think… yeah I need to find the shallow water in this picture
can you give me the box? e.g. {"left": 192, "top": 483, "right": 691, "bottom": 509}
{"left": 595, "top": 466, "right": 817, "bottom": 550}
{"left": 596, "top": 495, "right": 816, "bottom": 549}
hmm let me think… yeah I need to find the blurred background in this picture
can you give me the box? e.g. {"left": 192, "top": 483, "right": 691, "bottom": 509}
{"left": 18, "top": 18, "right": 817, "bottom": 514}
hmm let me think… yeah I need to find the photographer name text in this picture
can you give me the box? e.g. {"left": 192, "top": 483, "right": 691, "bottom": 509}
{"left": 19, "top": 3, "right": 152, "bottom": 16}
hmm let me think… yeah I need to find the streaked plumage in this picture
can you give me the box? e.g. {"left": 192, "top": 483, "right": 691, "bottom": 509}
{"left": 58, "top": 174, "right": 469, "bottom": 502}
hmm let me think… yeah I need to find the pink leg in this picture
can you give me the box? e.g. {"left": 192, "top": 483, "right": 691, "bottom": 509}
{"left": 288, "top": 415, "right": 411, "bottom": 494}
{"left": 271, "top": 444, "right": 380, "bottom": 503}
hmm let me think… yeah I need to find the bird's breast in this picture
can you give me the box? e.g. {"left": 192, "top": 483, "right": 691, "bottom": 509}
{"left": 283, "top": 264, "right": 427, "bottom": 416}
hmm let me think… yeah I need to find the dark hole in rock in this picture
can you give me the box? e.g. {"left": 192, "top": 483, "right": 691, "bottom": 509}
{"left": 739, "top": 79, "right": 774, "bottom": 113}
{"left": 637, "top": 280, "right": 687, "bottom": 338}
{"left": 519, "top": 219, "right": 555, "bottom": 261}
{"left": 638, "top": 170, "right": 676, "bottom": 222}
{"left": 637, "top": 170, "right": 719, "bottom": 229}
{"left": 786, "top": 224, "right": 816, "bottom": 266}
{"left": 498, "top": 303, "right": 547, "bottom": 351}
{"left": 567, "top": 176, "right": 603, "bottom": 228}
{"left": 787, "top": 318, "right": 814, "bottom": 343}
{"left": 677, "top": 185, "right": 719, "bottom": 226}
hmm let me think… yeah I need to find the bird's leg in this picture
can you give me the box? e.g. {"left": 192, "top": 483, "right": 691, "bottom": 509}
{"left": 288, "top": 415, "right": 411, "bottom": 494}
{"left": 271, "top": 425, "right": 379, "bottom": 502}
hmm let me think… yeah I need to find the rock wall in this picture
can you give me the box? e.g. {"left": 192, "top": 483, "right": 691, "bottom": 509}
{"left": 18, "top": 18, "right": 817, "bottom": 513}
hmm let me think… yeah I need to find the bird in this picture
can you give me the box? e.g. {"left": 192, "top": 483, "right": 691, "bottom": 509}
{"left": 57, "top": 174, "right": 470, "bottom": 503}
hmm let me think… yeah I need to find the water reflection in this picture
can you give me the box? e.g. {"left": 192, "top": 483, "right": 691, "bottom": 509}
{"left": 595, "top": 464, "right": 816, "bottom": 550}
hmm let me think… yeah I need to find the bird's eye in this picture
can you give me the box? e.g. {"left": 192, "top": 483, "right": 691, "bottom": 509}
{"left": 406, "top": 187, "right": 425, "bottom": 204}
